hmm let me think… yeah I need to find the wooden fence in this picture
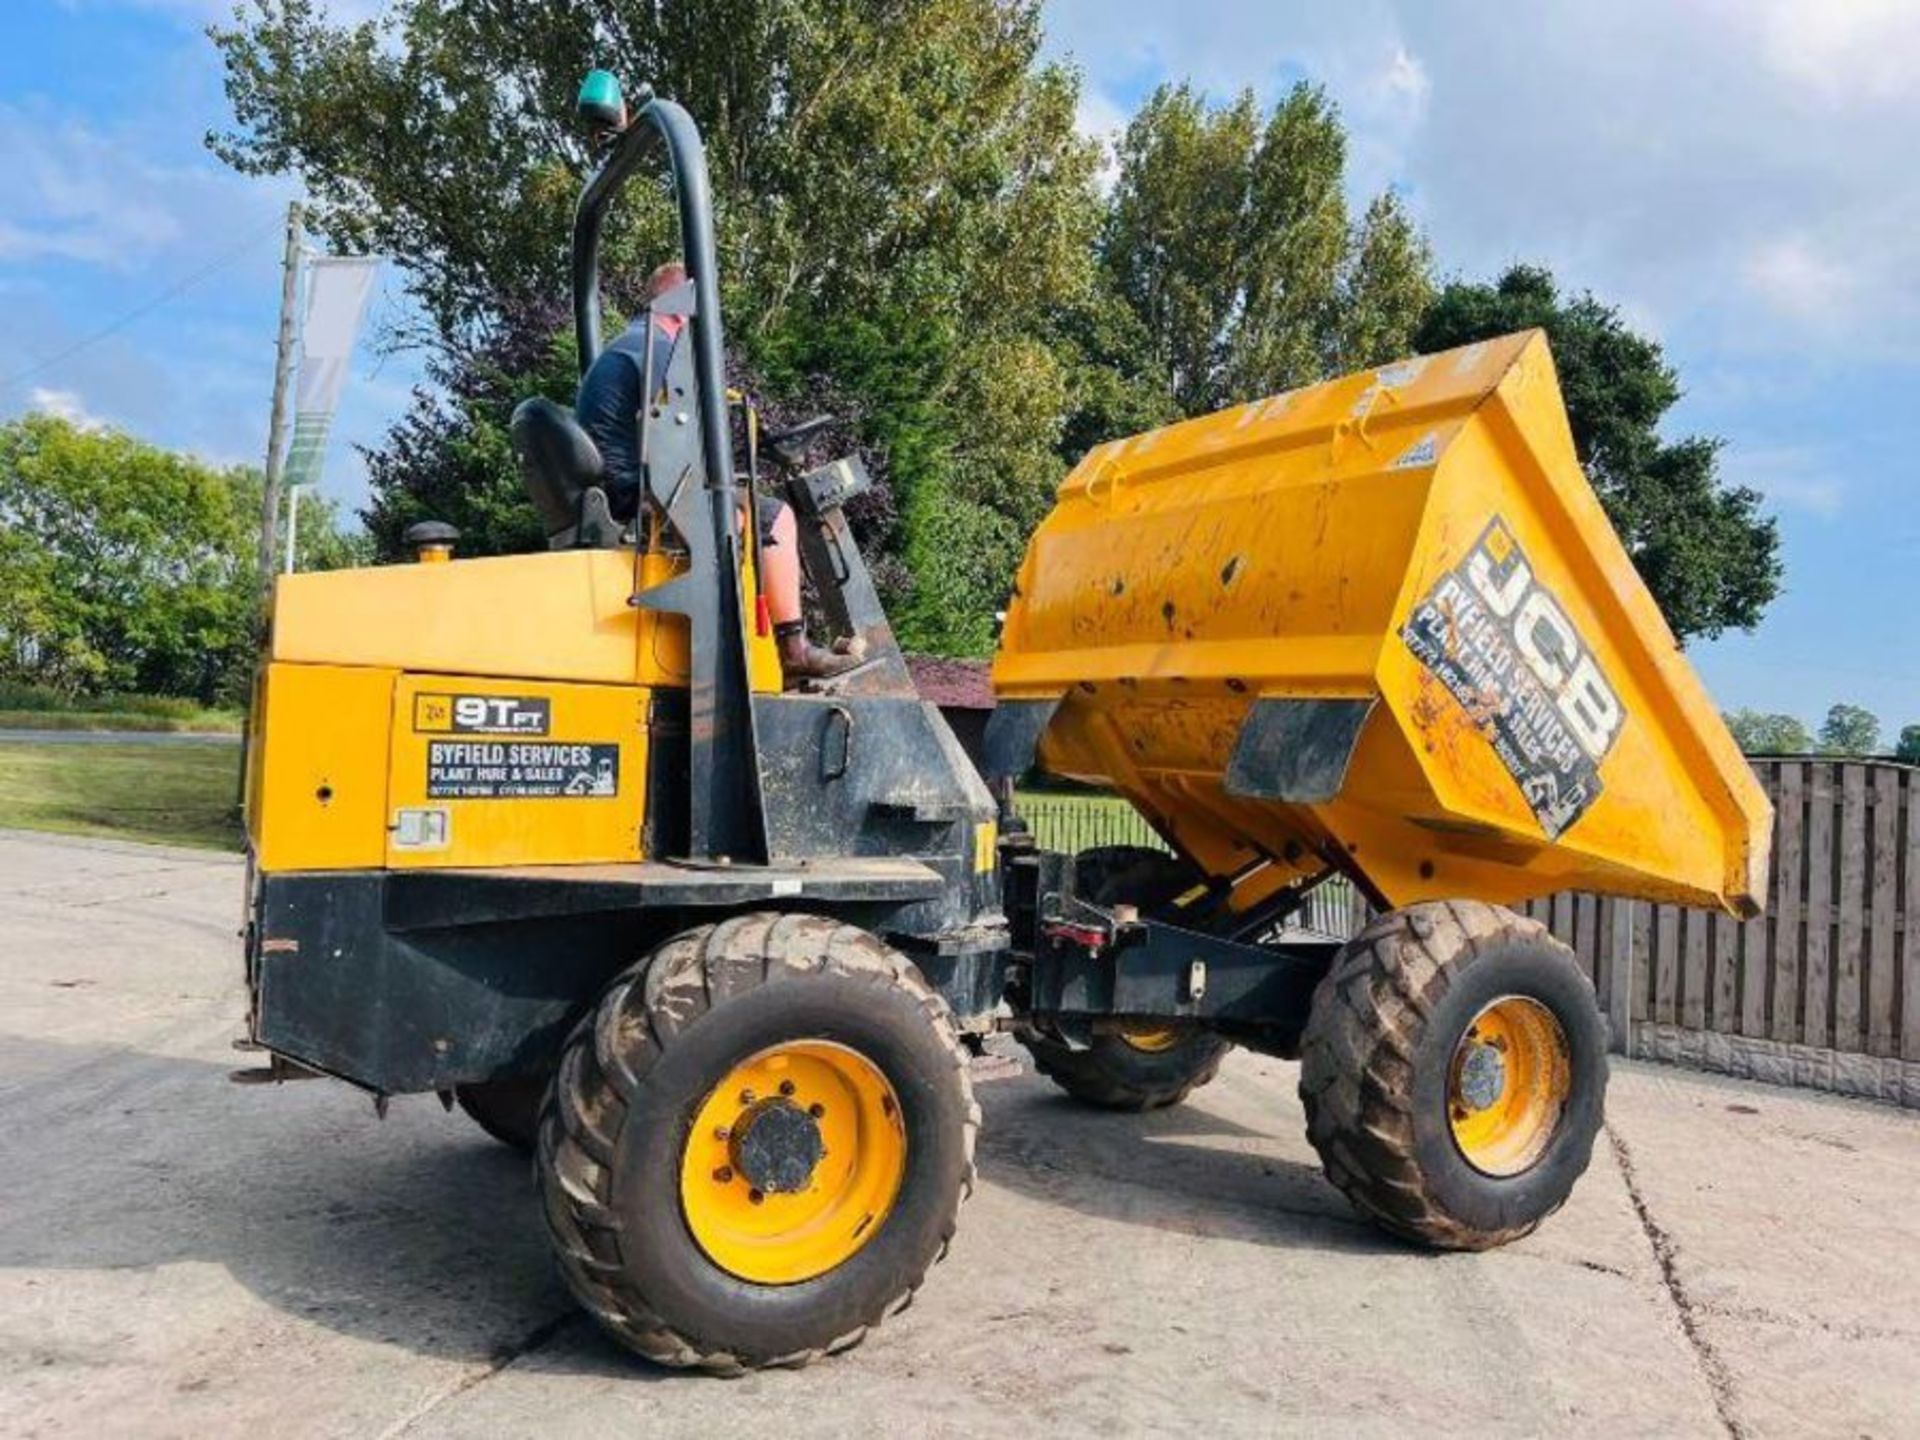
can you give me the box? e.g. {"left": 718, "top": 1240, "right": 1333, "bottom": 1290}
{"left": 1018, "top": 759, "right": 1920, "bottom": 1108}
{"left": 1517, "top": 757, "right": 1920, "bottom": 1107}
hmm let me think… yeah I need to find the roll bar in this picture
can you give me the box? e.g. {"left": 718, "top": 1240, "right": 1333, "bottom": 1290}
{"left": 565, "top": 88, "right": 768, "bottom": 865}
{"left": 570, "top": 92, "right": 737, "bottom": 523}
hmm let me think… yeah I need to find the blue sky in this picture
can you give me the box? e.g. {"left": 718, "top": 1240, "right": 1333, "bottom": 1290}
{"left": 1, "top": 1, "right": 1915, "bottom": 733}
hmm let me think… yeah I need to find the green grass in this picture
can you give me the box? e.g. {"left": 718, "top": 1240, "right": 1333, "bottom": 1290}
{"left": 0, "top": 742, "right": 244, "bottom": 850}
{"left": 0, "top": 708, "right": 243, "bottom": 733}
{"left": 1013, "top": 789, "right": 1165, "bottom": 855}
{"left": 0, "top": 682, "right": 242, "bottom": 733}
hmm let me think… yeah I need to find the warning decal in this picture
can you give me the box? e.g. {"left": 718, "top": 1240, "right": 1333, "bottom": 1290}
{"left": 426, "top": 741, "right": 619, "bottom": 800}
{"left": 1401, "top": 518, "right": 1625, "bottom": 839}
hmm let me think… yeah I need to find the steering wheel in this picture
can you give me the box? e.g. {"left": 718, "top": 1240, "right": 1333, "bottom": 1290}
{"left": 761, "top": 414, "right": 835, "bottom": 471}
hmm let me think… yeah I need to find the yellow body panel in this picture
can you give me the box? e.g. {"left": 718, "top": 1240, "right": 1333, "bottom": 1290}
{"left": 248, "top": 662, "right": 397, "bottom": 872}
{"left": 385, "top": 674, "right": 648, "bottom": 868}
{"left": 271, "top": 544, "right": 782, "bottom": 693}
{"left": 994, "top": 330, "right": 1771, "bottom": 915}
{"left": 250, "top": 537, "right": 786, "bottom": 873}
{"left": 274, "top": 549, "right": 649, "bottom": 683}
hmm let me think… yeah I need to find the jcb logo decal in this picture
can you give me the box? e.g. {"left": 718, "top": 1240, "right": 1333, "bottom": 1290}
{"left": 414, "top": 693, "right": 552, "bottom": 736}
{"left": 1402, "top": 518, "right": 1627, "bottom": 840}
{"left": 1462, "top": 522, "right": 1623, "bottom": 763}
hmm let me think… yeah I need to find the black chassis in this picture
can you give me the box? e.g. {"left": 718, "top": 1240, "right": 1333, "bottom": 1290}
{"left": 245, "top": 833, "right": 1340, "bottom": 1095}
{"left": 242, "top": 89, "right": 1339, "bottom": 1097}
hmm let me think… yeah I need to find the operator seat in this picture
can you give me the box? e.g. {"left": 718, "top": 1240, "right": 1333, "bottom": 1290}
{"left": 509, "top": 397, "right": 620, "bottom": 548}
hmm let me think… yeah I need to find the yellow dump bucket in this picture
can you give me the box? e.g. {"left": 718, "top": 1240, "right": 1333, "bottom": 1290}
{"left": 992, "top": 330, "right": 1769, "bottom": 917}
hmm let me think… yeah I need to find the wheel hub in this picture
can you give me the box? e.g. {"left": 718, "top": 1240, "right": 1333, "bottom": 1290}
{"left": 1446, "top": 995, "right": 1571, "bottom": 1178}
{"left": 679, "top": 1040, "right": 908, "bottom": 1285}
{"left": 1115, "top": 1022, "right": 1181, "bottom": 1054}
{"left": 1454, "top": 1040, "right": 1507, "bottom": 1112}
{"left": 729, "top": 1099, "right": 825, "bottom": 1195}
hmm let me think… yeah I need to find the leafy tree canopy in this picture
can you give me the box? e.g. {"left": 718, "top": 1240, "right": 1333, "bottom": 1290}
{"left": 210, "top": 3, "right": 1438, "bottom": 653}
{"left": 212, "top": 0, "right": 1109, "bottom": 654}
{"left": 1100, "top": 82, "right": 1432, "bottom": 417}
{"left": 213, "top": 6, "right": 1773, "bottom": 656}
{"left": 1818, "top": 703, "right": 1881, "bottom": 757}
{"left": 1897, "top": 724, "right": 1920, "bottom": 766}
{"left": 1723, "top": 709, "right": 1815, "bottom": 756}
{"left": 1415, "top": 265, "right": 1781, "bottom": 643}
{"left": 361, "top": 293, "right": 907, "bottom": 597}
{"left": 0, "top": 414, "right": 363, "bottom": 704}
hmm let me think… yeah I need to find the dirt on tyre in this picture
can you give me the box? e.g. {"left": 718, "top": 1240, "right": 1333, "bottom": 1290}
{"left": 1016, "top": 844, "right": 1231, "bottom": 1111}
{"left": 454, "top": 1073, "right": 549, "bottom": 1151}
{"left": 537, "top": 912, "right": 978, "bottom": 1372}
{"left": 1298, "top": 899, "right": 1607, "bottom": 1250}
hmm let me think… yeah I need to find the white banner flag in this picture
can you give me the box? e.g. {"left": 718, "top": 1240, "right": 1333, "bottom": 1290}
{"left": 285, "top": 255, "right": 379, "bottom": 489}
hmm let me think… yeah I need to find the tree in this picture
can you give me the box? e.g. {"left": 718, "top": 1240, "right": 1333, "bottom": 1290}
{"left": 1897, "top": 725, "right": 1920, "bottom": 765}
{"left": 1818, "top": 703, "right": 1881, "bottom": 757}
{"left": 1414, "top": 265, "right": 1780, "bottom": 643}
{"left": 1100, "top": 82, "right": 1432, "bottom": 418}
{"left": 1723, "top": 709, "right": 1814, "bottom": 755}
{"left": 211, "top": 0, "right": 1107, "bottom": 655}
{"left": 362, "top": 301, "right": 907, "bottom": 596}
{"left": 0, "top": 414, "right": 362, "bottom": 703}
{"left": 359, "top": 296, "right": 574, "bottom": 562}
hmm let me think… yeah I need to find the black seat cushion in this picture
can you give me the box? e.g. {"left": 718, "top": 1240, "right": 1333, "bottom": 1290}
{"left": 510, "top": 397, "right": 607, "bottom": 537}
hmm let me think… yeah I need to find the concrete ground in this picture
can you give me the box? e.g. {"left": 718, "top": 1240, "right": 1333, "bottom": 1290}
{"left": 1, "top": 831, "right": 1915, "bottom": 1439}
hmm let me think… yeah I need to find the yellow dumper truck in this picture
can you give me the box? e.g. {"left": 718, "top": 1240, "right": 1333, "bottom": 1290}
{"left": 236, "top": 75, "right": 1770, "bottom": 1371}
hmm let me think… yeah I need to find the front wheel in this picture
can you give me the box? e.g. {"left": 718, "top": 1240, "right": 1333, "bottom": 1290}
{"left": 538, "top": 913, "right": 978, "bottom": 1372}
{"left": 1298, "top": 900, "right": 1608, "bottom": 1250}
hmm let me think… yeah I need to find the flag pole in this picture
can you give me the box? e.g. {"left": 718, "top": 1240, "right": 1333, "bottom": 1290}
{"left": 283, "top": 483, "right": 302, "bottom": 574}
{"left": 257, "top": 201, "right": 304, "bottom": 612}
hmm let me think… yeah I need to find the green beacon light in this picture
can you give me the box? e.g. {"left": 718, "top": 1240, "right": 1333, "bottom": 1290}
{"left": 577, "top": 70, "right": 627, "bottom": 131}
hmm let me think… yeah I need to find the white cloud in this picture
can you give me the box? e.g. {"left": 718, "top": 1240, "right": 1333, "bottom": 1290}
{"left": 1751, "top": 0, "right": 1920, "bottom": 104}
{"left": 1372, "top": 45, "right": 1428, "bottom": 108}
{"left": 1742, "top": 236, "right": 1856, "bottom": 328}
{"left": 0, "top": 113, "right": 191, "bottom": 268}
{"left": 0, "top": 104, "right": 286, "bottom": 274}
{"left": 1046, "top": 0, "right": 1920, "bottom": 360}
{"left": 1043, "top": 0, "right": 1423, "bottom": 198}
{"left": 1729, "top": 444, "right": 1844, "bottom": 517}
{"left": 1074, "top": 84, "right": 1128, "bottom": 192}
{"left": 28, "top": 386, "right": 106, "bottom": 431}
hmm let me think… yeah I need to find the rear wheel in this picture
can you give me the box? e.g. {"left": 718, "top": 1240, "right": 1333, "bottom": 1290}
{"left": 1021, "top": 1023, "right": 1231, "bottom": 1112}
{"left": 1298, "top": 900, "right": 1607, "bottom": 1250}
{"left": 454, "top": 1074, "right": 548, "bottom": 1152}
{"left": 1016, "top": 845, "right": 1231, "bottom": 1111}
{"left": 538, "top": 912, "right": 977, "bottom": 1372}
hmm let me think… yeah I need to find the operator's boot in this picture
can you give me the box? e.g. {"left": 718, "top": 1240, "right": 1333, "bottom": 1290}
{"left": 776, "top": 623, "right": 865, "bottom": 683}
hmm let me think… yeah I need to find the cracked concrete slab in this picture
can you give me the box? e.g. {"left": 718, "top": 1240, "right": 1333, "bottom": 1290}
{"left": 0, "top": 830, "right": 1915, "bottom": 1437}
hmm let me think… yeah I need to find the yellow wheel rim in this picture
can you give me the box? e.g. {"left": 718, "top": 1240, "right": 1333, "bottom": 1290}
{"left": 679, "top": 1041, "right": 906, "bottom": 1285}
{"left": 1447, "top": 996, "right": 1570, "bottom": 1177}
{"left": 1115, "top": 1023, "right": 1182, "bottom": 1054}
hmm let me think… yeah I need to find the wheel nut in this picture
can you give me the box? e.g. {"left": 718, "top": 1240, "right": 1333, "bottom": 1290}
{"left": 713, "top": 1126, "right": 731, "bottom": 1141}
{"left": 748, "top": 1188, "right": 765, "bottom": 1205}
{"left": 739, "top": 1088, "right": 755, "bottom": 1105}
{"left": 779, "top": 1080, "right": 796, "bottom": 1097}
{"left": 713, "top": 1165, "right": 733, "bottom": 1183}
{"left": 809, "top": 1103, "right": 825, "bottom": 1119}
